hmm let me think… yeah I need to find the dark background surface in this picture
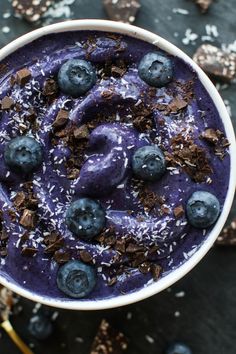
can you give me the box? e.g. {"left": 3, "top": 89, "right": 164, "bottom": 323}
{"left": 0, "top": 0, "right": 236, "bottom": 353}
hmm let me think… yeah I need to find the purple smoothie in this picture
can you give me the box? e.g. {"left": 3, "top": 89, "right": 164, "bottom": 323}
{"left": 0, "top": 31, "right": 230, "bottom": 301}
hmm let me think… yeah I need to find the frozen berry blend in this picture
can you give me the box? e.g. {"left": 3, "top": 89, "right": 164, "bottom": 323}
{"left": 0, "top": 31, "right": 230, "bottom": 300}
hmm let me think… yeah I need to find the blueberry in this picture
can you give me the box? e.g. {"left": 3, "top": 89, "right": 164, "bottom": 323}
{"left": 138, "top": 52, "right": 173, "bottom": 87}
{"left": 4, "top": 136, "right": 43, "bottom": 174}
{"left": 28, "top": 314, "right": 53, "bottom": 340}
{"left": 166, "top": 342, "right": 192, "bottom": 354}
{"left": 57, "top": 260, "right": 96, "bottom": 298}
{"left": 132, "top": 145, "right": 166, "bottom": 181}
{"left": 58, "top": 59, "right": 96, "bottom": 97}
{"left": 66, "top": 198, "right": 106, "bottom": 239}
{"left": 186, "top": 191, "right": 220, "bottom": 229}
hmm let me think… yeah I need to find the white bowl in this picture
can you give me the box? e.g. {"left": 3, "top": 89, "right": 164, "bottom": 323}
{"left": 0, "top": 20, "right": 235, "bottom": 310}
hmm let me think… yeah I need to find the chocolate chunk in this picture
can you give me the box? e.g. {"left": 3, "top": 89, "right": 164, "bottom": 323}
{"left": 21, "top": 246, "right": 38, "bottom": 257}
{"left": 90, "top": 319, "right": 128, "bottom": 354}
{"left": 193, "top": 44, "right": 236, "bottom": 82}
{"left": 79, "top": 250, "right": 93, "bottom": 263}
{"left": 138, "top": 262, "right": 151, "bottom": 274}
{"left": 115, "top": 239, "right": 126, "bottom": 253}
{"left": 43, "top": 78, "right": 58, "bottom": 97}
{"left": 44, "top": 232, "right": 58, "bottom": 245}
{"left": 19, "top": 209, "right": 36, "bottom": 229}
{"left": 11, "top": 0, "right": 54, "bottom": 22}
{"left": 169, "top": 97, "right": 188, "bottom": 113}
{"left": 131, "top": 252, "right": 146, "bottom": 267}
{"left": 217, "top": 218, "right": 236, "bottom": 246}
{"left": 8, "top": 209, "right": 17, "bottom": 222}
{"left": 53, "top": 250, "right": 70, "bottom": 264}
{"left": 73, "top": 125, "right": 90, "bottom": 140}
{"left": 16, "top": 68, "right": 31, "bottom": 86}
{"left": 138, "top": 188, "right": 164, "bottom": 212}
{"left": 13, "top": 191, "right": 26, "bottom": 209}
{"left": 111, "top": 64, "right": 127, "bottom": 77}
{"left": 103, "top": 0, "right": 140, "bottom": 23}
{"left": 44, "top": 237, "right": 64, "bottom": 254}
{"left": 194, "top": 0, "right": 213, "bottom": 13}
{"left": 133, "top": 116, "right": 153, "bottom": 132}
{"left": 174, "top": 205, "right": 185, "bottom": 218}
{"left": 126, "top": 243, "right": 144, "bottom": 253}
{"left": 151, "top": 264, "right": 162, "bottom": 281}
{"left": 52, "top": 109, "right": 69, "bottom": 129}
{"left": 25, "top": 107, "right": 37, "bottom": 122}
{"left": 200, "top": 128, "right": 219, "bottom": 144}
{"left": 1, "top": 96, "right": 15, "bottom": 110}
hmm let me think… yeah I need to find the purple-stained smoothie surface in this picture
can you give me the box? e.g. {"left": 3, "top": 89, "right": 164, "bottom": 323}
{"left": 0, "top": 31, "right": 230, "bottom": 301}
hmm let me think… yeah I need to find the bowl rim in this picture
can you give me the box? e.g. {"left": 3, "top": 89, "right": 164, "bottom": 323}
{"left": 0, "top": 19, "right": 235, "bottom": 310}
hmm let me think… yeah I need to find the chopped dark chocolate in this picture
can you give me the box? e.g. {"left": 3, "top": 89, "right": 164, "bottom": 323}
{"left": 43, "top": 78, "right": 58, "bottom": 97}
{"left": 165, "top": 132, "right": 212, "bottom": 183}
{"left": 194, "top": 0, "right": 213, "bottom": 13}
{"left": 216, "top": 218, "right": 236, "bottom": 246}
{"left": 13, "top": 191, "right": 26, "bottom": 209}
{"left": 200, "top": 128, "right": 230, "bottom": 160}
{"left": 103, "top": 0, "right": 140, "bottom": 24}
{"left": 115, "top": 239, "right": 126, "bottom": 254}
{"left": 193, "top": 44, "right": 236, "bottom": 82}
{"left": 1, "top": 96, "right": 15, "bottom": 110}
{"left": 90, "top": 319, "right": 128, "bottom": 354}
{"left": 79, "top": 250, "right": 93, "bottom": 263}
{"left": 126, "top": 243, "right": 144, "bottom": 253}
{"left": 44, "top": 237, "right": 64, "bottom": 254}
{"left": 21, "top": 246, "right": 38, "bottom": 257}
{"left": 133, "top": 115, "right": 153, "bottom": 132}
{"left": 174, "top": 205, "right": 185, "bottom": 218}
{"left": 19, "top": 209, "right": 36, "bottom": 229}
{"left": 101, "top": 89, "right": 115, "bottom": 100}
{"left": 201, "top": 128, "right": 219, "bottom": 144}
{"left": 53, "top": 250, "right": 70, "bottom": 264}
{"left": 169, "top": 97, "right": 188, "bottom": 113}
{"left": 151, "top": 264, "right": 162, "bottom": 281}
{"left": 16, "top": 68, "right": 31, "bottom": 86}
{"left": 52, "top": 109, "right": 69, "bottom": 129}
{"left": 11, "top": 0, "right": 54, "bottom": 22}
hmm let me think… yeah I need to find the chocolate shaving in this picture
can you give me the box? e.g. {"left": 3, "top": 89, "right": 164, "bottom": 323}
{"left": 103, "top": 0, "right": 140, "bottom": 23}
{"left": 193, "top": 44, "right": 236, "bottom": 82}
{"left": 21, "top": 246, "right": 38, "bottom": 257}
{"left": 166, "top": 132, "right": 212, "bottom": 182}
{"left": 1, "top": 96, "right": 15, "bottom": 110}
{"left": 90, "top": 319, "right": 128, "bottom": 354}
{"left": 73, "top": 125, "right": 90, "bottom": 140}
{"left": 174, "top": 205, "right": 185, "bottom": 218}
{"left": 169, "top": 97, "right": 188, "bottom": 113}
{"left": 15, "top": 68, "right": 31, "bottom": 86}
{"left": 13, "top": 191, "right": 26, "bottom": 209}
{"left": 200, "top": 128, "right": 229, "bottom": 160}
{"left": 19, "top": 209, "right": 36, "bottom": 229}
{"left": 44, "top": 237, "right": 64, "bottom": 254}
{"left": 11, "top": 0, "right": 54, "bottom": 22}
{"left": 115, "top": 239, "right": 126, "bottom": 254}
{"left": 52, "top": 109, "right": 69, "bottom": 129}
{"left": 79, "top": 250, "right": 93, "bottom": 263}
{"left": 53, "top": 250, "right": 70, "bottom": 264}
{"left": 217, "top": 218, "right": 236, "bottom": 246}
{"left": 43, "top": 78, "right": 58, "bottom": 99}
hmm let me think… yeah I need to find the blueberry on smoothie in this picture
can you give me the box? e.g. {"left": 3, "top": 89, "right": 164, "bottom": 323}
{"left": 66, "top": 198, "right": 106, "bottom": 239}
{"left": 28, "top": 314, "right": 53, "bottom": 340}
{"left": 132, "top": 145, "right": 166, "bottom": 181}
{"left": 138, "top": 52, "right": 173, "bottom": 87}
{"left": 57, "top": 260, "right": 96, "bottom": 298}
{"left": 4, "top": 136, "right": 43, "bottom": 174}
{"left": 166, "top": 342, "right": 192, "bottom": 354}
{"left": 58, "top": 59, "right": 96, "bottom": 97}
{"left": 186, "top": 191, "right": 220, "bottom": 229}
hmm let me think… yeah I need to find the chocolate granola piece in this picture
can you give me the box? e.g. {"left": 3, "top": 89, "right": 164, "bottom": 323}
{"left": 194, "top": 0, "right": 213, "bottom": 13}
{"left": 16, "top": 68, "right": 31, "bottom": 86}
{"left": 52, "top": 109, "right": 69, "bottom": 129}
{"left": 174, "top": 205, "right": 185, "bottom": 218}
{"left": 1, "top": 96, "right": 15, "bottom": 110}
{"left": 90, "top": 319, "right": 128, "bottom": 354}
{"left": 216, "top": 218, "right": 236, "bottom": 246}
{"left": 193, "top": 44, "right": 236, "bottom": 82}
{"left": 103, "top": 0, "right": 140, "bottom": 23}
{"left": 11, "top": 0, "right": 54, "bottom": 22}
{"left": 19, "top": 209, "right": 36, "bottom": 229}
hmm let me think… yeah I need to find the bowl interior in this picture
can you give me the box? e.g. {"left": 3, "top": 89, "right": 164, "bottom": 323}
{"left": 0, "top": 20, "right": 235, "bottom": 310}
